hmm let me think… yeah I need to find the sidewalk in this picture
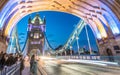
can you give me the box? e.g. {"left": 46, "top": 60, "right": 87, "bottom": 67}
{"left": 22, "top": 59, "right": 44, "bottom": 75}
{"left": 22, "top": 60, "right": 30, "bottom": 75}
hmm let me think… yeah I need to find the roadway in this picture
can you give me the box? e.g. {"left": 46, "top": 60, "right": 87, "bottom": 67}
{"left": 22, "top": 57, "right": 120, "bottom": 75}
{"left": 39, "top": 57, "right": 120, "bottom": 75}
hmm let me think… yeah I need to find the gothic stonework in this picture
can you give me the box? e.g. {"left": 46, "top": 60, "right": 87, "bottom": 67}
{"left": 0, "top": 37, "right": 7, "bottom": 52}
{"left": 27, "top": 14, "right": 46, "bottom": 55}
{"left": 98, "top": 38, "right": 120, "bottom": 56}
{"left": 0, "top": 30, "right": 7, "bottom": 52}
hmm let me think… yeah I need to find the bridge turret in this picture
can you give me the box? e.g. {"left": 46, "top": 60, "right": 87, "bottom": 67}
{"left": 27, "top": 13, "right": 45, "bottom": 56}
{"left": 35, "top": 14, "right": 40, "bottom": 25}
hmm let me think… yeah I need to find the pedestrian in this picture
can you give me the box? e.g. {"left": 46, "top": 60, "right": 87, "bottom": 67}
{"left": 30, "top": 55, "right": 37, "bottom": 75}
{"left": 20, "top": 55, "right": 24, "bottom": 75}
{"left": 30, "top": 55, "right": 34, "bottom": 72}
{"left": 0, "top": 53, "right": 6, "bottom": 71}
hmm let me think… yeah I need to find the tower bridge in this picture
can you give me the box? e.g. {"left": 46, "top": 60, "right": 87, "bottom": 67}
{"left": 0, "top": 0, "right": 120, "bottom": 75}
{"left": 0, "top": 0, "right": 120, "bottom": 56}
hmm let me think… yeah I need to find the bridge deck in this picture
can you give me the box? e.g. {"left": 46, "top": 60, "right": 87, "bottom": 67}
{"left": 21, "top": 57, "right": 120, "bottom": 75}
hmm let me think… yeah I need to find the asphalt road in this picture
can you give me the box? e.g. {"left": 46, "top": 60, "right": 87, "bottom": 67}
{"left": 22, "top": 57, "right": 120, "bottom": 75}
{"left": 42, "top": 60, "right": 120, "bottom": 75}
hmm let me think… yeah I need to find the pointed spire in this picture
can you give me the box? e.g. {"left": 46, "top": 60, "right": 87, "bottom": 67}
{"left": 31, "top": 13, "right": 44, "bottom": 24}
{"left": 35, "top": 14, "right": 40, "bottom": 25}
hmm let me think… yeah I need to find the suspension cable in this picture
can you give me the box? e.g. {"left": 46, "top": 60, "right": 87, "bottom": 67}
{"left": 85, "top": 24, "right": 92, "bottom": 55}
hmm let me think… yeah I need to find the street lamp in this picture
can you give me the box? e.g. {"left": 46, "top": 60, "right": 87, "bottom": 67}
{"left": 70, "top": 46, "right": 73, "bottom": 55}
{"left": 70, "top": 46, "right": 72, "bottom": 49}
{"left": 76, "top": 36, "right": 80, "bottom": 56}
{"left": 65, "top": 51, "right": 66, "bottom": 56}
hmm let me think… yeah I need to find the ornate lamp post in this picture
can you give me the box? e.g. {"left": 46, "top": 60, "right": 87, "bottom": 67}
{"left": 70, "top": 46, "right": 73, "bottom": 55}
{"left": 76, "top": 36, "right": 80, "bottom": 55}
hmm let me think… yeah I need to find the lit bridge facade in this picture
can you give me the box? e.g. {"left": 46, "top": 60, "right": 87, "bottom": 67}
{"left": 0, "top": 0, "right": 120, "bottom": 56}
{"left": 1, "top": 1, "right": 120, "bottom": 75}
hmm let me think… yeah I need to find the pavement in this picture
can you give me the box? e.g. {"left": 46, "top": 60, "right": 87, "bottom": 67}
{"left": 22, "top": 60, "right": 30, "bottom": 75}
{"left": 22, "top": 59, "right": 44, "bottom": 75}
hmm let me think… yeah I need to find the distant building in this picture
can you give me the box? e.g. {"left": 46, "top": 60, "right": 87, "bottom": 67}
{"left": 27, "top": 14, "right": 46, "bottom": 55}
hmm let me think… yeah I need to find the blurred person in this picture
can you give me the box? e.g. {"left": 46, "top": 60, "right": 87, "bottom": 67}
{"left": 30, "top": 55, "right": 34, "bottom": 72}
{"left": 20, "top": 55, "right": 24, "bottom": 75}
{"left": 0, "top": 53, "right": 6, "bottom": 70}
{"left": 5, "top": 54, "right": 14, "bottom": 66}
{"left": 0, "top": 51, "right": 3, "bottom": 60}
{"left": 30, "top": 55, "right": 37, "bottom": 75}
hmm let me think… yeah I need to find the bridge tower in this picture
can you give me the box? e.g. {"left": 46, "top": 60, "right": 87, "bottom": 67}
{"left": 27, "top": 14, "right": 46, "bottom": 56}
{"left": 98, "top": 27, "right": 120, "bottom": 56}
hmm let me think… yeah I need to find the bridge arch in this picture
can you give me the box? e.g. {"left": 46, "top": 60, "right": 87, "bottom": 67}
{"left": 0, "top": 0, "right": 119, "bottom": 38}
{"left": 0, "top": 0, "right": 120, "bottom": 56}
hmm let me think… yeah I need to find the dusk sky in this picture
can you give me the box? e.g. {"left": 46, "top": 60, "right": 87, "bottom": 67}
{"left": 17, "top": 11, "right": 98, "bottom": 52}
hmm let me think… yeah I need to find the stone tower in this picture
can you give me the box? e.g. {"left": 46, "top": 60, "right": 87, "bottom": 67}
{"left": 27, "top": 14, "right": 46, "bottom": 55}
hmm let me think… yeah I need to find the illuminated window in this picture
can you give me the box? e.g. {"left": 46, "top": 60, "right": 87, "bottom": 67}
{"left": 31, "top": 41, "right": 41, "bottom": 44}
{"left": 40, "top": 33, "right": 42, "bottom": 37}
{"left": 30, "top": 33, "right": 33, "bottom": 37}
{"left": 34, "top": 33, "right": 39, "bottom": 39}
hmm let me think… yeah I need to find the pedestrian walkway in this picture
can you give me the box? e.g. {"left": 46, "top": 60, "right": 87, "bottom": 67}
{"left": 22, "top": 60, "right": 30, "bottom": 75}
{"left": 22, "top": 58, "right": 44, "bottom": 75}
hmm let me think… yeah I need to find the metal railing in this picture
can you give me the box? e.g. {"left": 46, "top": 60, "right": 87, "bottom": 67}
{"left": 56, "top": 55, "right": 100, "bottom": 60}
{"left": 100, "top": 56, "right": 120, "bottom": 62}
{"left": 56, "top": 55, "right": 120, "bottom": 63}
{"left": 0, "top": 62, "right": 21, "bottom": 75}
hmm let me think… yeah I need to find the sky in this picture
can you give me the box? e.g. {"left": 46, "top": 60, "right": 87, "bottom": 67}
{"left": 17, "top": 11, "right": 98, "bottom": 52}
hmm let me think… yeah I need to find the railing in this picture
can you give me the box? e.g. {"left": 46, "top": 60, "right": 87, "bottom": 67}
{"left": 56, "top": 55, "right": 120, "bottom": 63}
{"left": 56, "top": 55, "right": 100, "bottom": 60}
{"left": 0, "top": 62, "right": 21, "bottom": 75}
{"left": 100, "top": 56, "right": 120, "bottom": 63}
